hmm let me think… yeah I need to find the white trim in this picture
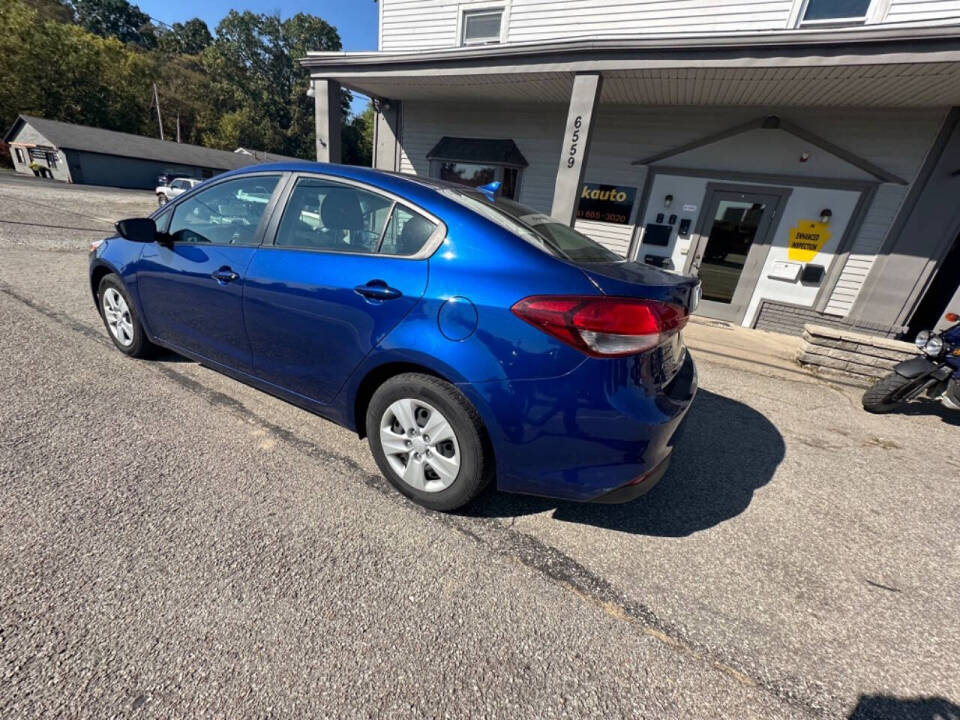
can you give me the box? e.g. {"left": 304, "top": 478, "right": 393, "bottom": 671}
{"left": 867, "top": 0, "right": 893, "bottom": 25}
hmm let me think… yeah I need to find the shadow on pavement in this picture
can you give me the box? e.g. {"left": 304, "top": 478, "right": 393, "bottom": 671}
{"left": 153, "top": 349, "right": 192, "bottom": 363}
{"left": 880, "top": 399, "right": 960, "bottom": 427}
{"left": 466, "top": 389, "right": 785, "bottom": 536}
{"left": 849, "top": 694, "right": 960, "bottom": 720}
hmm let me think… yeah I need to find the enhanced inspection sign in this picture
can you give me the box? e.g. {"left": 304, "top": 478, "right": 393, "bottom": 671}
{"left": 788, "top": 220, "right": 831, "bottom": 262}
{"left": 576, "top": 183, "right": 637, "bottom": 225}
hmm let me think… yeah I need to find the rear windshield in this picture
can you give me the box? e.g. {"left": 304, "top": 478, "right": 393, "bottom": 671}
{"left": 437, "top": 187, "right": 620, "bottom": 264}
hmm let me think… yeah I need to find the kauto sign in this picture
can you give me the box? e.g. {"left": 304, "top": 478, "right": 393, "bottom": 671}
{"left": 576, "top": 183, "right": 637, "bottom": 225}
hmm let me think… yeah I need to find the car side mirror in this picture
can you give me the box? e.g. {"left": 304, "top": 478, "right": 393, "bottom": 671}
{"left": 115, "top": 217, "right": 157, "bottom": 244}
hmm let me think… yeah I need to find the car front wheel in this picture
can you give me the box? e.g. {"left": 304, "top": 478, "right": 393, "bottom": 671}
{"left": 366, "top": 373, "right": 493, "bottom": 511}
{"left": 97, "top": 274, "right": 157, "bottom": 358}
{"left": 157, "top": 193, "right": 168, "bottom": 206}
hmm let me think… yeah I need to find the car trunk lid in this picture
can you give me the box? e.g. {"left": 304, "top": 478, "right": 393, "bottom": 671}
{"left": 578, "top": 261, "right": 700, "bottom": 385}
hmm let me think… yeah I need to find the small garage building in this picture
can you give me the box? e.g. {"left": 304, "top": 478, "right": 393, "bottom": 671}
{"left": 3, "top": 115, "right": 301, "bottom": 190}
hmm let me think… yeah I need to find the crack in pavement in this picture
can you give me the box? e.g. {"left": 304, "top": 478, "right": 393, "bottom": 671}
{"left": 0, "top": 278, "right": 839, "bottom": 719}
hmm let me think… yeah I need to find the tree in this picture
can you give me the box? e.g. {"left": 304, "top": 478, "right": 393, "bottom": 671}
{"left": 342, "top": 102, "right": 374, "bottom": 166}
{"left": 1, "top": 0, "right": 156, "bottom": 133}
{"left": 157, "top": 17, "right": 211, "bottom": 56}
{"left": 201, "top": 10, "right": 344, "bottom": 159}
{"left": 20, "top": 0, "right": 72, "bottom": 22}
{"left": 72, "top": 0, "right": 157, "bottom": 49}
{"left": 0, "top": 0, "right": 373, "bottom": 163}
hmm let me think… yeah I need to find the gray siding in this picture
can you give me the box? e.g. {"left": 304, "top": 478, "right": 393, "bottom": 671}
{"left": 8, "top": 124, "right": 71, "bottom": 182}
{"left": 399, "top": 100, "right": 567, "bottom": 214}
{"left": 754, "top": 300, "right": 851, "bottom": 335}
{"left": 69, "top": 151, "right": 209, "bottom": 190}
{"left": 397, "top": 102, "right": 946, "bottom": 312}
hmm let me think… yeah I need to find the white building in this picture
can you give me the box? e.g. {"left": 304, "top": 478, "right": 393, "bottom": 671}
{"left": 304, "top": 0, "right": 960, "bottom": 338}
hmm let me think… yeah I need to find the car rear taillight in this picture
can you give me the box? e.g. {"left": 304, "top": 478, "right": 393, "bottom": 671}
{"left": 946, "top": 312, "right": 959, "bottom": 322}
{"left": 511, "top": 295, "right": 688, "bottom": 357}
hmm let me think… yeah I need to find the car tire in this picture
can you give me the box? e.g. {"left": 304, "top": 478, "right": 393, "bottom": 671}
{"left": 157, "top": 193, "right": 167, "bottom": 206}
{"left": 97, "top": 274, "right": 157, "bottom": 358}
{"left": 366, "top": 373, "right": 493, "bottom": 511}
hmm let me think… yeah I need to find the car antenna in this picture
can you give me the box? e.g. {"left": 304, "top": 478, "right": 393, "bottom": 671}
{"left": 477, "top": 181, "right": 501, "bottom": 201}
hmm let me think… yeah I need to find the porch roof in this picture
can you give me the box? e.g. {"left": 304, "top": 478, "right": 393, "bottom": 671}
{"left": 303, "top": 25, "right": 960, "bottom": 108}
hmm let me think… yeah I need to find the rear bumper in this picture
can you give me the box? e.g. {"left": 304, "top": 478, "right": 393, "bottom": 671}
{"left": 590, "top": 454, "right": 672, "bottom": 503}
{"left": 460, "top": 347, "right": 697, "bottom": 502}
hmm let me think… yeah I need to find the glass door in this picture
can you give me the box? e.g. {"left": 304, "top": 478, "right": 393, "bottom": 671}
{"left": 687, "top": 187, "right": 786, "bottom": 323}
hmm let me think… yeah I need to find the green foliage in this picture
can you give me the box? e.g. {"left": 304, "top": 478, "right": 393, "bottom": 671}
{"left": 200, "top": 10, "right": 345, "bottom": 159}
{"left": 20, "top": 0, "right": 72, "bottom": 22}
{"left": 343, "top": 103, "right": 374, "bottom": 167}
{"left": 0, "top": 0, "right": 156, "bottom": 133}
{"left": 156, "top": 18, "right": 212, "bottom": 56}
{"left": 72, "top": 0, "right": 157, "bottom": 49}
{"left": 0, "top": 0, "right": 373, "bottom": 164}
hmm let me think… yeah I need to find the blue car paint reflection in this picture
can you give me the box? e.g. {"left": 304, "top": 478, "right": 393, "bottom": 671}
{"left": 90, "top": 162, "right": 698, "bottom": 502}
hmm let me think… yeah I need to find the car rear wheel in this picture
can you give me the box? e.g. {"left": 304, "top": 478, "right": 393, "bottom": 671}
{"left": 366, "top": 373, "right": 493, "bottom": 511}
{"left": 98, "top": 274, "right": 157, "bottom": 358}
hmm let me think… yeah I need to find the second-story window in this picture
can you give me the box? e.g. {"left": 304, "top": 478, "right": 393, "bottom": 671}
{"left": 798, "top": 0, "right": 873, "bottom": 25}
{"left": 461, "top": 9, "right": 503, "bottom": 45}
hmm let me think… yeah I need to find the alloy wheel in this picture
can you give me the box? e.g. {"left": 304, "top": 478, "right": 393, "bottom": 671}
{"left": 102, "top": 287, "right": 134, "bottom": 347}
{"left": 380, "top": 398, "right": 461, "bottom": 493}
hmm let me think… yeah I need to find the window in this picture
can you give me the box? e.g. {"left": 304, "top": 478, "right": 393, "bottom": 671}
{"left": 275, "top": 178, "right": 393, "bottom": 253}
{"left": 798, "top": 0, "right": 873, "bottom": 25}
{"left": 461, "top": 9, "right": 502, "bottom": 45}
{"left": 14, "top": 148, "right": 24, "bottom": 164}
{"left": 436, "top": 185, "right": 619, "bottom": 264}
{"left": 427, "top": 137, "right": 527, "bottom": 201}
{"left": 378, "top": 206, "right": 438, "bottom": 256}
{"left": 439, "top": 162, "right": 495, "bottom": 188}
{"left": 433, "top": 161, "right": 521, "bottom": 200}
{"left": 167, "top": 174, "right": 279, "bottom": 246}
{"left": 154, "top": 208, "right": 172, "bottom": 234}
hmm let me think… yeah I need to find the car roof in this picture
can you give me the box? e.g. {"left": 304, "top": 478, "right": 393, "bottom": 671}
{"left": 213, "top": 162, "right": 468, "bottom": 212}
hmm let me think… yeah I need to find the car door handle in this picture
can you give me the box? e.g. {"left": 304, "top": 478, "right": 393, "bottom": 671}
{"left": 212, "top": 267, "right": 239, "bottom": 284}
{"left": 354, "top": 280, "right": 402, "bottom": 301}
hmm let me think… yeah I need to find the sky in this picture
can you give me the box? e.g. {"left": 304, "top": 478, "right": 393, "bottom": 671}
{"left": 136, "top": 0, "right": 380, "bottom": 115}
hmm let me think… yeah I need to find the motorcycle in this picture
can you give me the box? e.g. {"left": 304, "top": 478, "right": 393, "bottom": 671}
{"left": 862, "top": 313, "right": 960, "bottom": 414}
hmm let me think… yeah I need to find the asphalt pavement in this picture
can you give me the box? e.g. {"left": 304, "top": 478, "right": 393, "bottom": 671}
{"left": 1, "top": 173, "right": 958, "bottom": 719}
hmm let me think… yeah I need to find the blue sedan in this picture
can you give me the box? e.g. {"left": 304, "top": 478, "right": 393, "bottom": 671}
{"left": 90, "top": 163, "right": 699, "bottom": 511}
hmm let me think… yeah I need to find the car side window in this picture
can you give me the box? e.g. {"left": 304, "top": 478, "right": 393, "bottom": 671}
{"left": 154, "top": 208, "right": 172, "bottom": 233}
{"left": 379, "top": 205, "right": 438, "bottom": 256}
{"left": 168, "top": 175, "right": 279, "bottom": 246}
{"left": 274, "top": 178, "right": 392, "bottom": 253}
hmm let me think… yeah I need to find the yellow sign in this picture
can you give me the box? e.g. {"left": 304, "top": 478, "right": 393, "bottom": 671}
{"left": 788, "top": 220, "right": 831, "bottom": 262}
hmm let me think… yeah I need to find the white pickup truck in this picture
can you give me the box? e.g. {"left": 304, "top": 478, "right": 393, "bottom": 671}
{"left": 156, "top": 177, "right": 201, "bottom": 206}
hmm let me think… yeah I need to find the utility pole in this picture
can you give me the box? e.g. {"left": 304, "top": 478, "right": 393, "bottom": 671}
{"left": 152, "top": 83, "right": 165, "bottom": 141}
{"left": 176, "top": 111, "right": 181, "bottom": 143}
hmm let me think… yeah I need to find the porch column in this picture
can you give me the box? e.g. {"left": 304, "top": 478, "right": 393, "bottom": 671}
{"left": 313, "top": 79, "right": 342, "bottom": 164}
{"left": 550, "top": 73, "right": 603, "bottom": 225}
{"left": 373, "top": 99, "right": 401, "bottom": 171}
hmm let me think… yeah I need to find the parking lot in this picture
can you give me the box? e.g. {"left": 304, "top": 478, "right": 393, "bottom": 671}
{"left": 0, "top": 173, "right": 958, "bottom": 719}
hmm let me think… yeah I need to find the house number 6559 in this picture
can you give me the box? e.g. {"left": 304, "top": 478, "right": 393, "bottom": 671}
{"left": 566, "top": 115, "right": 583, "bottom": 168}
